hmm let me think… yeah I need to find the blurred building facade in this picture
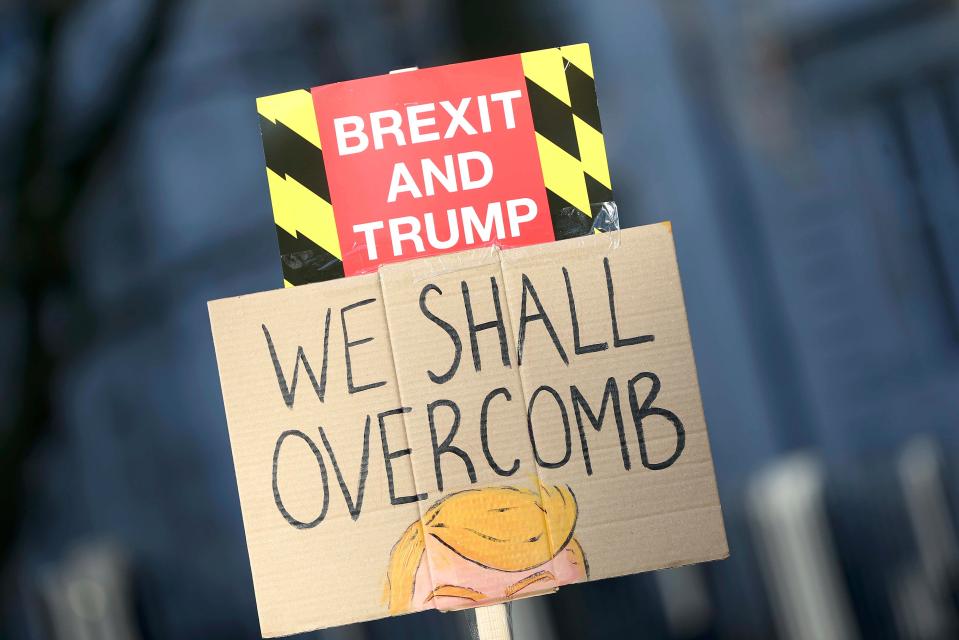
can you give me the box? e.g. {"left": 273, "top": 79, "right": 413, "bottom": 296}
{"left": 2, "top": 1, "right": 958, "bottom": 639}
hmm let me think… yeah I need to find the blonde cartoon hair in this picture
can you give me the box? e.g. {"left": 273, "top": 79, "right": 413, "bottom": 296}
{"left": 384, "top": 484, "right": 586, "bottom": 613}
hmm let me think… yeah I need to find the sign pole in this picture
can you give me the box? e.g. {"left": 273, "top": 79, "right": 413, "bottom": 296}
{"left": 473, "top": 603, "right": 512, "bottom": 640}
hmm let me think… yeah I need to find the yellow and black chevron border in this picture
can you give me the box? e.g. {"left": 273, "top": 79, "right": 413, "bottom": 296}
{"left": 521, "top": 44, "right": 614, "bottom": 239}
{"left": 259, "top": 45, "right": 612, "bottom": 286}
{"left": 257, "top": 89, "right": 343, "bottom": 287}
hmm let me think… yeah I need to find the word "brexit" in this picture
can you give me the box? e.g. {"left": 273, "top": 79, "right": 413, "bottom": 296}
{"left": 332, "top": 91, "right": 523, "bottom": 156}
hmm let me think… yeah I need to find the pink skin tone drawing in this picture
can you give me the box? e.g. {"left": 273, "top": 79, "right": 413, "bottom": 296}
{"left": 411, "top": 533, "right": 587, "bottom": 610}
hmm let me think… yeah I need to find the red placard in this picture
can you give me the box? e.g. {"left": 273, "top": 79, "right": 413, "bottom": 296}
{"left": 313, "top": 54, "right": 553, "bottom": 276}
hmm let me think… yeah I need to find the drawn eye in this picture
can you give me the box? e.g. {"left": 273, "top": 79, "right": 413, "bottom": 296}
{"left": 505, "top": 571, "right": 555, "bottom": 598}
{"left": 425, "top": 585, "right": 486, "bottom": 603}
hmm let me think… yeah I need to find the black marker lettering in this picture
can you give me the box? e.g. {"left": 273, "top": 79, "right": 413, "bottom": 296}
{"left": 342, "top": 298, "right": 387, "bottom": 394}
{"left": 480, "top": 387, "right": 520, "bottom": 476}
{"left": 571, "top": 378, "right": 628, "bottom": 475}
{"left": 427, "top": 399, "right": 476, "bottom": 492}
{"left": 517, "top": 274, "right": 568, "bottom": 366}
{"left": 527, "top": 385, "right": 572, "bottom": 469}
{"left": 419, "top": 284, "right": 462, "bottom": 384}
{"left": 627, "top": 372, "right": 685, "bottom": 470}
{"left": 317, "top": 417, "right": 370, "bottom": 521}
{"left": 262, "top": 312, "right": 330, "bottom": 408}
{"left": 462, "top": 277, "right": 510, "bottom": 372}
{"left": 563, "top": 267, "right": 608, "bottom": 355}
{"left": 272, "top": 429, "right": 329, "bottom": 529}
{"left": 604, "top": 257, "right": 654, "bottom": 348}
{"left": 377, "top": 407, "right": 427, "bottom": 505}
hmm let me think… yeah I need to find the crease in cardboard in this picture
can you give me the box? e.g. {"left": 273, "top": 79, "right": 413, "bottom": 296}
{"left": 378, "top": 248, "right": 564, "bottom": 612}
{"left": 486, "top": 254, "right": 566, "bottom": 598}
{"left": 373, "top": 228, "right": 633, "bottom": 610}
{"left": 500, "top": 228, "right": 627, "bottom": 587}
{"left": 369, "top": 281, "right": 438, "bottom": 615}
{"left": 376, "top": 268, "right": 439, "bottom": 615}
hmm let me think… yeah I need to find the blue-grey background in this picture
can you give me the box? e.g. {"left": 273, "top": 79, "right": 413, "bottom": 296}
{"left": 2, "top": 1, "right": 958, "bottom": 639}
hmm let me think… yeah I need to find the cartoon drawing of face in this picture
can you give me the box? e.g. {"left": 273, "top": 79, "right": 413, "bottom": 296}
{"left": 385, "top": 484, "right": 588, "bottom": 613}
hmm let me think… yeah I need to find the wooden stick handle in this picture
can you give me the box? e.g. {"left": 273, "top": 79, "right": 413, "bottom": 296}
{"left": 474, "top": 603, "right": 512, "bottom": 640}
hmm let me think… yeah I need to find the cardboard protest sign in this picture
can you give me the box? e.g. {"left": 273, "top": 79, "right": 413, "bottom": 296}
{"left": 209, "top": 224, "right": 728, "bottom": 637}
{"left": 257, "top": 43, "right": 615, "bottom": 286}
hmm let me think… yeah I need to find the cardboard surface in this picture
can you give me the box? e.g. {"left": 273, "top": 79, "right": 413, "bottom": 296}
{"left": 209, "top": 224, "right": 727, "bottom": 636}
{"left": 257, "top": 43, "right": 615, "bottom": 286}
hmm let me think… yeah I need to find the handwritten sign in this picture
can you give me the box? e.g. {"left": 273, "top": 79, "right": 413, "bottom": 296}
{"left": 257, "top": 43, "right": 615, "bottom": 286}
{"left": 209, "top": 224, "right": 728, "bottom": 636}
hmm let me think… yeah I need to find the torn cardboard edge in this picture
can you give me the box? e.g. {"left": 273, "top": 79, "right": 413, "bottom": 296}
{"left": 209, "top": 222, "right": 728, "bottom": 637}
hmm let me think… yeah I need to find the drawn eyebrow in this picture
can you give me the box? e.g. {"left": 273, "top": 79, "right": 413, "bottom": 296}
{"left": 505, "top": 571, "right": 555, "bottom": 598}
{"left": 425, "top": 585, "right": 487, "bottom": 603}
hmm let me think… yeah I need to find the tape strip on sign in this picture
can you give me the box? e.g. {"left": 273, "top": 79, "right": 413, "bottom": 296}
{"left": 257, "top": 44, "right": 615, "bottom": 286}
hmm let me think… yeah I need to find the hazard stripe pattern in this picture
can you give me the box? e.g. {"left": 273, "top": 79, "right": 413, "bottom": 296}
{"left": 520, "top": 44, "right": 613, "bottom": 239}
{"left": 257, "top": 89, "right": 343, "bottom": 286}
{"left": 259, "top": 46, "right": 612, "bottom": 287}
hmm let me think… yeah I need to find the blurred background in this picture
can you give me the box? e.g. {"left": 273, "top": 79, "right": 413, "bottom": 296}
{"left": 2, "top": 0, "right": 959, "bottom": 638}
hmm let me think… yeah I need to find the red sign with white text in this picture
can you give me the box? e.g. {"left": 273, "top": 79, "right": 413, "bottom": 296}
{"left": 313, "top": 54, "right": 553, "bottom": 276}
